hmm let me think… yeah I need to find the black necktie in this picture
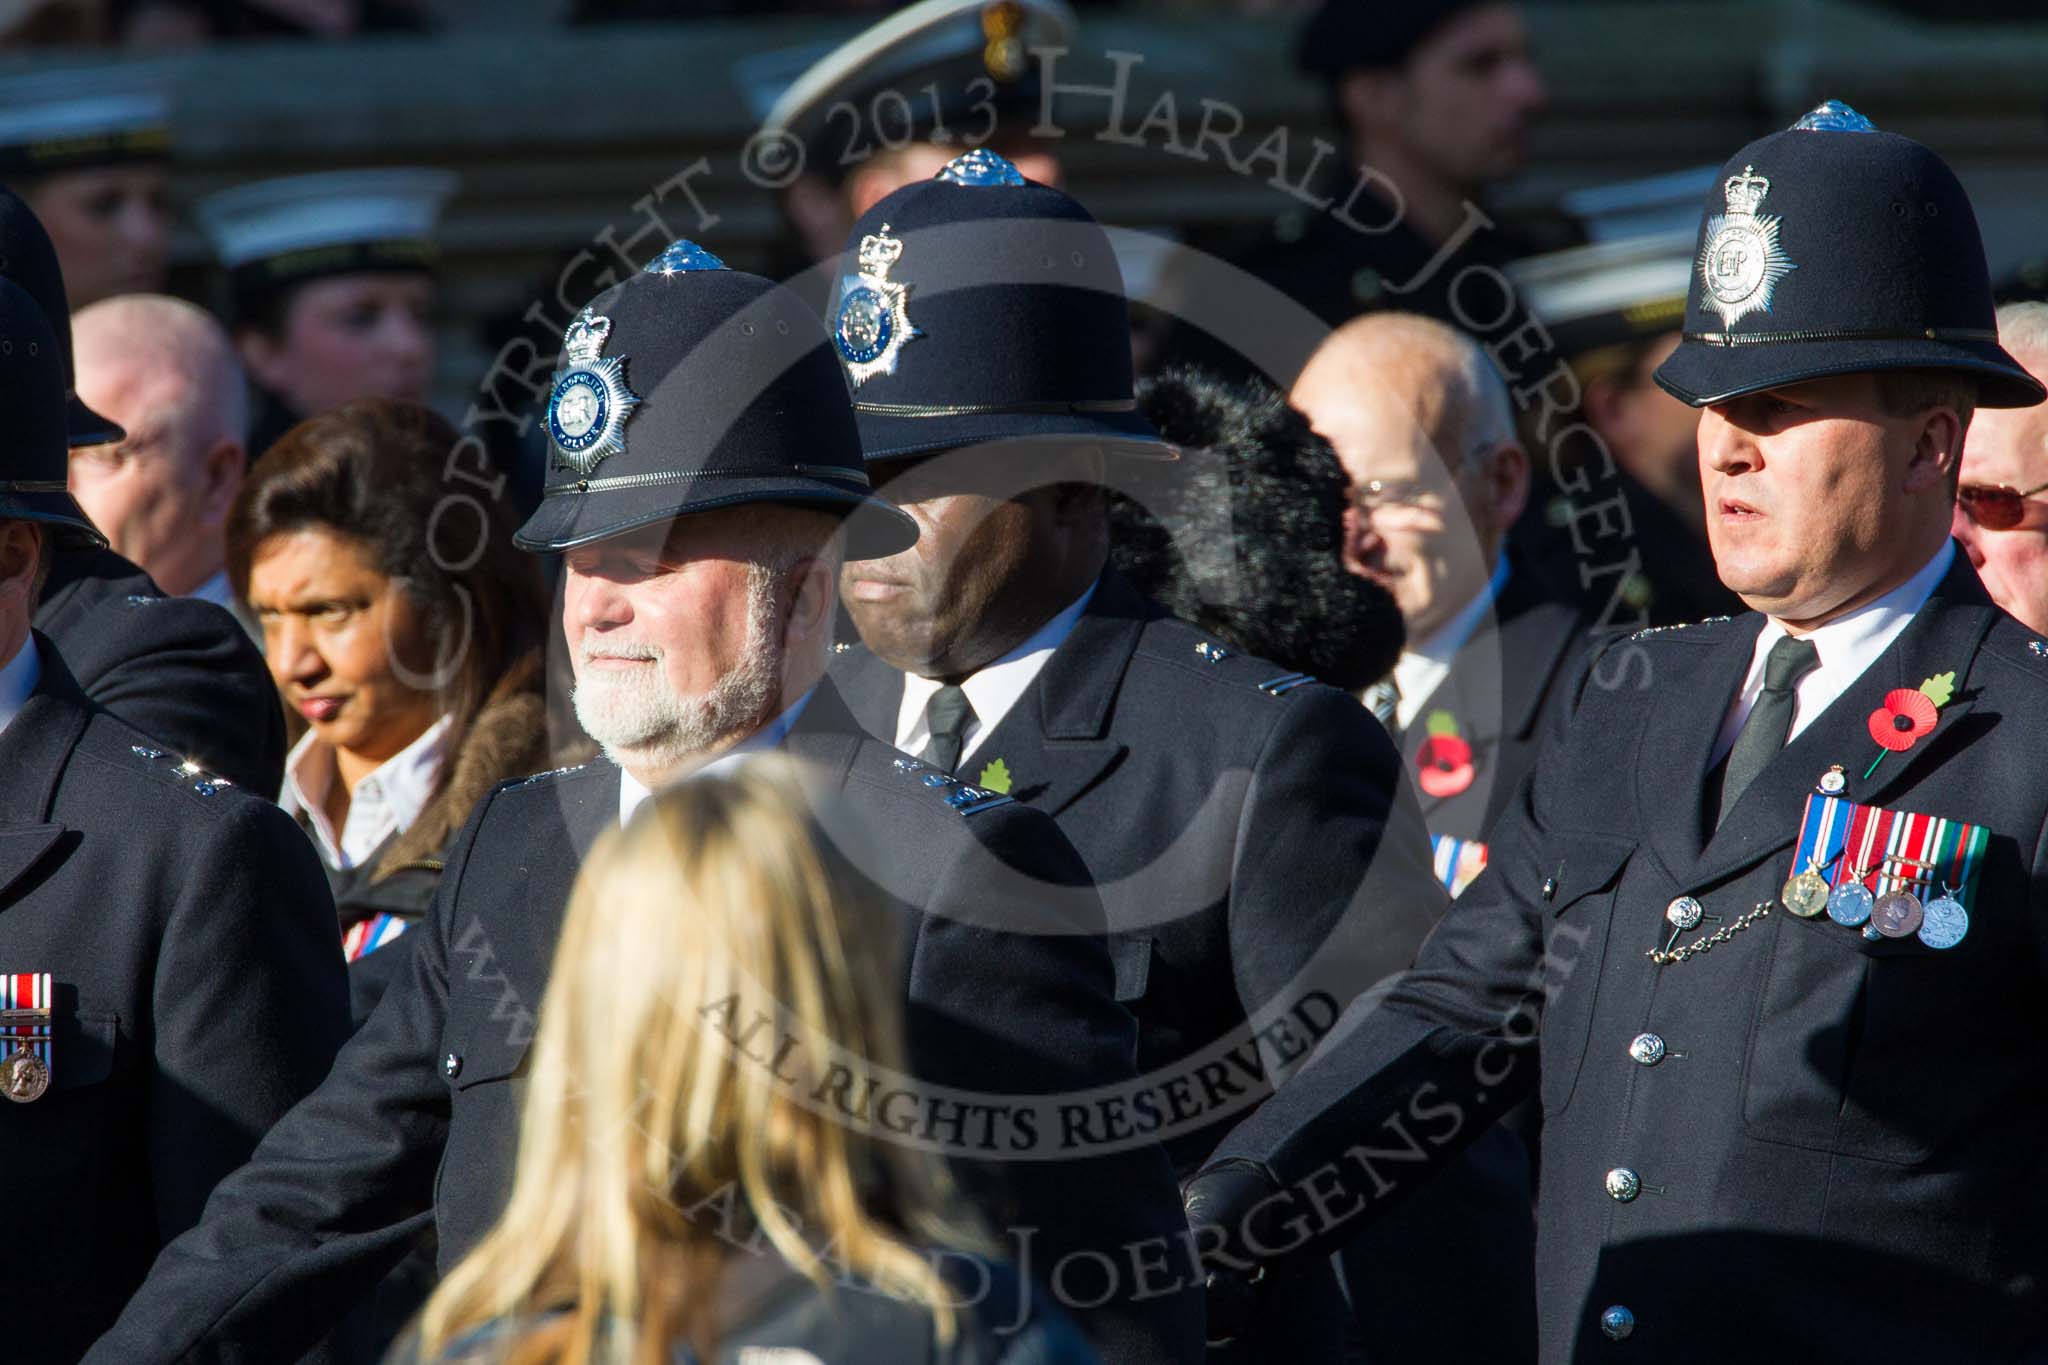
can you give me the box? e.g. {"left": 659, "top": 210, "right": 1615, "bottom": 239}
{"left": 1715, "top": 635, "right": 1821, "bottom": 827}
{"left": 918, "top": 685, "right": 975, "bottom": 774}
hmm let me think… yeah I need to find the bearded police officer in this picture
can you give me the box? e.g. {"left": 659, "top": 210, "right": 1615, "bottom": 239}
{"left": 85, "top": 243, "right": 1199, "bottom": 1365}
{"left": 1182, "top": 102, "right": 2048, "bottom": 1362}
{"left": 1, "top": 187, "right": 285, "bottom": 795}
{"left": 0, "top": 277, "right": 349, "bottom": 1365}
{"left": 824, "top": 150, "right": 1537, "bottom": 1363}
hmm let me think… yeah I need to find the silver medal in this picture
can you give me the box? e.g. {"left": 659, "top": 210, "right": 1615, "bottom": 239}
{"left": 1827, "top": 881, "right": 1874, "bottom": 928}
{"left": 1916, "top": 893, "right": 1969, "bottom": 950}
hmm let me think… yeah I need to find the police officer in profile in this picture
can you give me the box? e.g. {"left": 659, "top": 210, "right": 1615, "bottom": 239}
{"left": 85, "top": 243, "right": 1198, "bottom": 1365}
{"left": 194, "top": 168, "right": 457, "bottom": 460}
{"left": 0, "top": 276, "right": 349, "bottom": 1365}
{"left": 823, "top": 150, "right": 1536, "bottom": 1362}
{"left": 1, "top": 187, "right": 286, "bottom": 795}
{"left": 1182, "top": 102, "right": 2048, "bottom": 1361}
{"left": 0, "top": 69, "right": 172, "bottom": 308}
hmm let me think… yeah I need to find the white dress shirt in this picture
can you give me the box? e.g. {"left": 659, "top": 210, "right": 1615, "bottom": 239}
{"left": 893, "top": 581, "right": 1097, "bottom": 764}
{"left": 1710, "top": 540, "right": 1955, "bottom": 765}
{"left": 280, "top": 714, "right": 452, "bottom": 870}
{"left": 1391, "top": 556, "right": 1511, "bottom": 730}
{"left": 618, "top": 687, "right": 815, "bottom": 827}
{"left": 0, "top": 635, "right": 41, "bottom": 741}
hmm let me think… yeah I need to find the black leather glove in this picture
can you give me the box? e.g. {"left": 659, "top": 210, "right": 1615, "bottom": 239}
{"left": 1182, "top": 1160, "right": 1289, "bottom": 1347}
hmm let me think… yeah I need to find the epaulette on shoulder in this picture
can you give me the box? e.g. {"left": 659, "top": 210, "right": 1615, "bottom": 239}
{"left": 509, "top": 762, "right": 594, "bottom": 790}
{"left": 1977, "top": 623, "right": 2048, "bottom": 672}
{"left": 124, "top": 742, "right": 236, "bottom": 796}
{"left": 888, "top": 756, "right": 1014, "bottom": 816}
{"left": 121, "top": 593, "right": 168, "bottom": 608}
{"left": 1629, "top": 614, "right": 1734, "bottom": 642}
{"left": 1143, "top": 632, "right": 1321, "bottom": 697}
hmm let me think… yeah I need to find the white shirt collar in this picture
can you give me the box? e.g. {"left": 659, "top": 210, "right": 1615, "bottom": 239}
{"left": 188, "top": 569, "right": 234, "bottom": 611}
{"left": 893, "top": 579, "right": 1097, "bottom": 767}
{"left": 618, "top": 686, "right": 815, "bottom": 827}
{"left": 0, "top": 636, "right": 42, "bottom": 740}
{"left": 1391, "top": 556, "right": 1510, "bottom": 729}
{"left": 1712, "top": 539, "right": 1956, "bottom": 764}
{"left": 280, "top": 713, "right": 452, "bottom": 870}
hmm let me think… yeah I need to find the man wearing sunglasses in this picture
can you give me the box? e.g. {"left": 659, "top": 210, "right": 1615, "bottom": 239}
{"left": 1953, "top": 302, "right": 2048, "bottom": 633}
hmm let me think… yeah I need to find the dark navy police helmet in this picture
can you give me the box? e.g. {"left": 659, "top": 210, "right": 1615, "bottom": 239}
{"left": 827, "top": 148, "right": 1176, "bottom": 463}
{"left": 1657, "top": 100, "right": 2044, "bottom": 410}
{"left": 514, "top": 241, "right": 917, "bottom": 559}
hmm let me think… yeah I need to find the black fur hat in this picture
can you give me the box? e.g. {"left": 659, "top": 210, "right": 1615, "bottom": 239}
{"left": 1114, "top": 367, "right": 1403, "bottom": 691}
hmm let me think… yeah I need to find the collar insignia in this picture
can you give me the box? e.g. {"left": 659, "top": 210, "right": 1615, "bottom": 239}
{"left": 834, "top": 224, "right": 919, "bottom": 387}
{"left": 1699, "top": 165, "right": 1798, "bottom": 329}
{"left": 547, "top": 309, "right": 640, "bottom": 476}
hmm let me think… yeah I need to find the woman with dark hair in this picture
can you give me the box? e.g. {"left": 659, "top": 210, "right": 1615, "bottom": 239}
{"left": 229, "top": 397, "right": 549, "bottom": 1025}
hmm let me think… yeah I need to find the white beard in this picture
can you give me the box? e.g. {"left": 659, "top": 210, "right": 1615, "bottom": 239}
{"left": 572, "top": 565, "right": 782, "bottom": 774}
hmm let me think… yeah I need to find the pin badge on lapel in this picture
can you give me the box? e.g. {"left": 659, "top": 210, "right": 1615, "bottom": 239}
{"left": 977, "top": 757, "right": 1013, "bottom": 794}
{"left": 0, "top": 973, "right": 53, "bottom": 1103}
{"left": 1862, "top": 671, "right": 1952, "bottom": 778}
{"left": 1415, "top": 710, "right": 1475, "bottom": 798}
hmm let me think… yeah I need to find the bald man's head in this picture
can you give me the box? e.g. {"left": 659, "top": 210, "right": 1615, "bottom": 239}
{"left": 71, "top": 294, "right": 248, "bottom": 596}
{"left": 1291, "top": 312, "right": 1528, "bottom": 639}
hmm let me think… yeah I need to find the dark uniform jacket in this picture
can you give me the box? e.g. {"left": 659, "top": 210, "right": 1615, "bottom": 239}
{"left": 35, "top": 547, "right": 286, "bottom": 795}
{"left": 83, "top": 680, "right": 1200, "bottom": 1365}
{"left": 0, "top": 639, "right": 350, "bottom": 1364}
{"left": 834, "top": 570, "right": 1537, "bottom": 1364}
{"left": 1204, "top": 552, "right": 2048, "bottom": 1363}
{"left": 1401, "top": 565, "right": 1594, "bottom": 847}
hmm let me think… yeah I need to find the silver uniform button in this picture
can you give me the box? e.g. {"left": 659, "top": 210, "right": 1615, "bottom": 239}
{"left": 1605, "top": 1167, "right": 1641, "bottom": 1202}
{"left": 1601, "top": 1305, "right": 1635, "bottom": 1341}
{"left": 1665, "top": 896, "right": 1703, "bottom": 931}
{"left": 1628, "top": 1033, "right": 1666, "bottom": 1066}
{"left": 442, "top": 1052, "right": 463, "bottom": 1080}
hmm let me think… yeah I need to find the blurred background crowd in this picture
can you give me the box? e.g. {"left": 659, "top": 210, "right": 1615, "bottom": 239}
{"left": 6, "top": 1, "right": 2048, "bottom": 1359}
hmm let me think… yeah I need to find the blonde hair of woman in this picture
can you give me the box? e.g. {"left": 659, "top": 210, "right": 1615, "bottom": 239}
{"left": 415, "top": 759, "right": 982, "bottom": 1365}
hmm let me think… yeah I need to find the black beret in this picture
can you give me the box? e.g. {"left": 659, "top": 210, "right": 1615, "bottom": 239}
{"left": 1297, "top": 0, "right": 1489, "bottom": 78}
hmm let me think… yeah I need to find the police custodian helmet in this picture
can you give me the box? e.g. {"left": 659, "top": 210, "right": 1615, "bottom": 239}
{"left": 513, "top": 241, "right": 917, "bottom": 558}
{"left": 827, "top": 148, "right": 1176, "bottom": 463}
{"left": 1656, "top": 100, "right": 2044, "bottom": 410}
{"left": 0, "top": 276, "right": 107, "bottom": 548}
{"left": 0, "top": 188, "right": 125, "bottom": 447}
